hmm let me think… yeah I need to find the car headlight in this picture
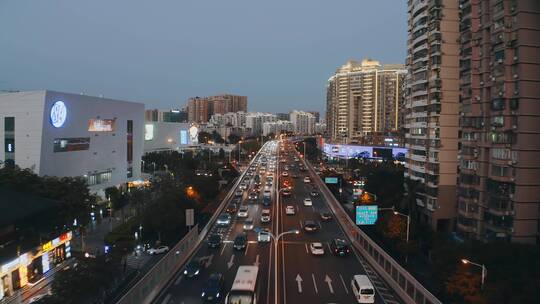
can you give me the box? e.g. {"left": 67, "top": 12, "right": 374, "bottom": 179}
{"left": 195, "top": 270, "right": 200, "bottom": 275}
{"left": 216, "top": 293, "right": 220, "bottom": 297}
{"left": 184, "top": 270, "right": 188, "bottom": 274}
{"left": 201, "top": 292, "right": 205, "bottom": 297}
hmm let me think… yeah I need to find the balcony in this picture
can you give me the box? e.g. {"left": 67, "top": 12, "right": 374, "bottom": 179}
{"left": 457, "top": 221, "right": 477, "bottom": 233}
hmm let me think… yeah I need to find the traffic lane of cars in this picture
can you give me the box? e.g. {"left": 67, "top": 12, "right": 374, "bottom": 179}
{"left": 152, "top": 150, "right": 273, "bottom": 303}
{"left": 279, "top": 159, "right": 386, "bottom": 304}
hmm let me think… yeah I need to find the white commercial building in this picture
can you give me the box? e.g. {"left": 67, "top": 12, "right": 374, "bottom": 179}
{"left": 245, "top": 113, "right": 277, "bottom": 135}
{"left": 262, "top": 120, "right": 294, "bottom": 136}
{"left": 290, "top": 110, "right": 316, "bottom": 135}
{"left": 143, "top": 122, "right": 199, "bottom": 153}
{"left": 0, "top": 90, "right": 144, "bottom": 193}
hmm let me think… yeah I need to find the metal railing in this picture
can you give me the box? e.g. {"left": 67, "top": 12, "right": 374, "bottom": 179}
{"left": 116, "top": 142, "right": 268, "bottom": 304}
{"left": 306, "top": 160, "right": 442, "bottom": 304}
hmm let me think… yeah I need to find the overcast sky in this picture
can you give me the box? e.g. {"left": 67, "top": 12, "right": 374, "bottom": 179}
{"left": 0, "top": 0, "right": 406, "bottom": 114}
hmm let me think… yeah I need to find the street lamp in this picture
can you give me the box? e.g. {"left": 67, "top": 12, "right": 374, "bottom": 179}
{"left": 461, "top": 259, "right": 487, "bottom": 290}
{"left": 259, "top": 227, "right": 300, "bottom": 303}
{"left": 393, "top": 210, "right": 411, "bottom": 243}
{"left": 238, "top": 140, "right": 243, "bottom": 163}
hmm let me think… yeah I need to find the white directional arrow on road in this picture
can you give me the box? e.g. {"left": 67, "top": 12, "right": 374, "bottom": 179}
{"left": 204, "top": 254, "right": 214, "bottom": 268}
{"left": 227, "top": 254, "right": 235, "bottom": 269}
{"left": 295, "top": 274, "right": 303, "bottom": 293}
{"left": 324, "top": 275, "right": 334, "bottom": 294}
{"left": 254, "top": 254, "right": 260, "bottom": 267}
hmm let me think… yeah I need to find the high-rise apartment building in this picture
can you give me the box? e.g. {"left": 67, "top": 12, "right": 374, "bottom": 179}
{"left": 290, "top": 110, "right": 316, "bottom": 135}
{"left": 404, "top": 0, "right": 460, "bottom": 231}
{"left": 457, "top": 0, "right": 540, "bottom": 243}
{"left": 145, "top": 109, "right": 187, "bottom": 123}
{"left": 208, "top": 94, "right": 248, "bottom": 114}
{"left": 245, "top": 113, "right": 277, "bottom": 135}
{"left": 188, "top": 94, "right": 248, "bottom": 123}
{"left": 326, "top": 59, "right": 406, "bottom": 143}
{"left": 263, "top": 120, "right": 294, "bottom": 136}
{"left": 187, "top": 97, "right": 210, "bottom": 123}
{"left": 276, "top": 112, "right": 290, "bottom": 121}
{"left": 307, "top": 111, "right": 321, "bottom": 123}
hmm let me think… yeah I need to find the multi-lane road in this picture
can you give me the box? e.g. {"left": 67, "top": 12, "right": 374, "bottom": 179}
{"left": 153, "top": 140, "right": 400, "bottom": 304}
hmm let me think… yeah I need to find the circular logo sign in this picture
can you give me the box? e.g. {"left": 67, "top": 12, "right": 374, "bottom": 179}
{"left": 50, "top": 101, "right": 67, "bottom": 128}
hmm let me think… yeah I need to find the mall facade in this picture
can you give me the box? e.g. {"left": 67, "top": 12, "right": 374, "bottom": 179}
{"left": 0, "top": 90, "right": 144, "bottom": 193}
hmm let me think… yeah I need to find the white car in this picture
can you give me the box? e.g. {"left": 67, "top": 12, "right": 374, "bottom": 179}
{"left": 243, "top": 218, "right": 254, "bottom": 230}
{"left": 303, "top": 176, "right": 311, "bottom": 183}
{"left": 282, "top": 171, "right": 289, "bottom": 177}
{"left": 237, "top": 206, "right": 249, "bottom": 218}
{"left": 239, "top": 183, "right": 248, "bottom": 190}
{"left": 257, "top": 229, "right": 271, "bottom": 243}
{"left": 303, "top": 198, "right": 313, "bottom": 206}
{"left": 261, "top": 209, "right": 271, "bottom": 223}
{"left": 310, "top": 242, "right": 325, "bottom": 256}
{"left": 285, "top": 205, "right": 295, "bottom": 215}
{"left": 148, "top": 245, "right": 169, "bottom": 255}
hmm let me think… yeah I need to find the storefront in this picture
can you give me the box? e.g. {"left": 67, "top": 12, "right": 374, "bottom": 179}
{"left": 0, "top": 231, "right": 71, "bottom": 300}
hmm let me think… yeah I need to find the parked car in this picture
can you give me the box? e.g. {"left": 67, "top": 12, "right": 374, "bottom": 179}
{"left": 303, "top": 220, "right": 318, "bottom": 233}
{"left": 257, "top": 229, "right": 271, "bottom": 243}
{"left": 309, "top": 242, "right": 325, "bottom": 256}
{"left": 233, "top": 233, "right": 248, "bottom": 250}
{"left": 320, "top": 212, "right": 333, "bottom": 221}
{"left": 261, "top": 209, "right": 271, "bottom": 223}
{"left": 330, "top": 238, "right": 351, "bottom": 257}
{"left": 226, "top": 203, "right": 238, "bottom": 214}
{"left": 201, "top": 273, "right": 224, "bottom": 302}
{"left": 207, "top": 234, "right": 222, "bottom": 248}
{"left": 148, "top": 245, "right": 169, "bottom": 255}
{"left": 243, "top": 218, "right": 254, "bottom": 230}
{"left": 237, "top": 206, "right": 249, "bottom": 218}
{"left": 285, "top": 205, "right": 295, "bottom": 215}
{"left": 184, "top": 260, "right": 203, "bottom": 278}
{"left": 216, "top": 213, "right": 232, "bottom": 227}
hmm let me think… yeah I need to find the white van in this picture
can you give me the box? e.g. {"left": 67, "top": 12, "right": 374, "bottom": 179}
{"left": 351, "top": 275, "right": 375, "bottom": 303}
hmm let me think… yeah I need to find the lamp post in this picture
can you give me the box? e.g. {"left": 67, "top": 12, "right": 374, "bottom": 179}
{"left": 238, "top": 139, "right": 243, "bottom": 163}
{"left": 393, "top": 210, "right": 411, "bottom": 243}
{"left": 141, "top": 160, "right": 145, "bottom": 173}
{"left": 462, "top": 259, "right": 487, "bottom": 290}
{"left": 263, "top": 227, "right": 300, "bottom": 303}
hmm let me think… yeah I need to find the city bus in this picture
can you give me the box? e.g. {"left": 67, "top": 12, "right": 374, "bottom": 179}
{"left": 225, "top": 265, "right": 259, "bottom": 304}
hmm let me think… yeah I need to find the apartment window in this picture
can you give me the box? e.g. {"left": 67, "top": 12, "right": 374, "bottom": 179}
{"left": 491, "top": 98, "right": 505, "bottom": 111}
{"left": 493, "top": 18, "right": 504, "bottom": 31}
{"left": 491, "top": 164, "right": 508, "bottom": 177}
{"left": 509, "top": 98, "right": 519, "bottom": 110}
{"left": 491, "top": 148, "right": 518, "bottom": 161}
{"left": 490, "top": 132, "right": 516, "bottom": 144}
{"left": 86, "top": 170, "right": 112, "bottom": 186}
{"left": 494, "top": 50, "right": 505, "bottom": 61}
{"left": 460, "top": 159, "right": 478, "bottom": 170}
{"left": 53, "top": 138, "right": 90, "bottom": 152}
{"left": 491, "top": 116, "right": 504, "bottom": 127}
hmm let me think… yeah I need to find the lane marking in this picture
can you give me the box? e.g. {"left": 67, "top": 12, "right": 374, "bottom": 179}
{"left": 220, "top": 242, "right": 228, "bottom": 256}
{"left": 326, "top": 242, "right": 332, "bottom": 253}
{"left": 161, "top": 293, "right": 171, "bottom": 304}
{"left": 295, "top": 274, "right": 303, "bottom": 293}
{"left": 245, "top": 242, "right": 250, "bottom": 256}
{"left": 324, "top": 274, "right": 334, "bottom": 294}
{"left": 304, "top": 243, "right": 309, "bottom": 254}
{"left": 311, "top": 273, "right": 318, "bottom": 294}
{"left": 174, "top": 274, "right": 183, "bottom": 286}
{"left": 339, "top": 274, "right": 349, "bottom": 294}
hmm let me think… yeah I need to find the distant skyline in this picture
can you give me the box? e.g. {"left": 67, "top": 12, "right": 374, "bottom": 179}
{"left": 0, "top": 0, "right": 407, "bottom": 114}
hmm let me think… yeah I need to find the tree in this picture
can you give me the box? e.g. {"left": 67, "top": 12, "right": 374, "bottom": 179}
{"left": 51, "top": 256, "right": 119, "bottom": 303}
{"left": 211, "top": 131, "right": 225, "bottom": 144}
{"left": 198, "top": 131, "right": 212, "bottom": 144}
{"left": 446, "top": 267, "right": 486, "bottom": 304}
{"left": 228, "top": 133, "right": 241, "bottom": 144}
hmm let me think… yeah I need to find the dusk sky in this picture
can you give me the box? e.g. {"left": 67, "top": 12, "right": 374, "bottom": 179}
{"left": 0, "top": 0, "right": 406, "bottom": 114}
